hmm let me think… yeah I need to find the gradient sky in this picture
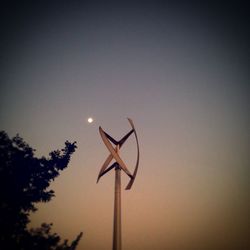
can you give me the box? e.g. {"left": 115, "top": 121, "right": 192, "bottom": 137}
{"left": 1, "top": 1, "right": 249, "bottom": 250}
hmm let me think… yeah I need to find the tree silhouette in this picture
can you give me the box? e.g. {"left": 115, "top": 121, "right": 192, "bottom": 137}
{"left": 0, "top": 131, "right": 82, "bottom": 250}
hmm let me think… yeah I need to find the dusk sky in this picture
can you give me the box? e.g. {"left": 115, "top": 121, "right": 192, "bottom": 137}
{"left": 1, "top": 1, "right": 249, "bottom": 250}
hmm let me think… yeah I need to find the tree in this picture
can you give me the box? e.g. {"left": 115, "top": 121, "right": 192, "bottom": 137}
{"left": 0, "top": 131, "right": 82, "bottom": 250}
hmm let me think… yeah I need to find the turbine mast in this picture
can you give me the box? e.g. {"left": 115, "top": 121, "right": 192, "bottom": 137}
{"left": 97, "top": 119, "right": 140, "bottom": 250}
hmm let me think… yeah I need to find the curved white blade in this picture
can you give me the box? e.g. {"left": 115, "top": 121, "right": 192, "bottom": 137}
{"left": 125, "top": 118, "right": 140, "bottom": 190}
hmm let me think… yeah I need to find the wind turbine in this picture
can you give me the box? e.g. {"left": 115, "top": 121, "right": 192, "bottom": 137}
{"left": 97, "top": 118, "right": 140, "bottom": 250}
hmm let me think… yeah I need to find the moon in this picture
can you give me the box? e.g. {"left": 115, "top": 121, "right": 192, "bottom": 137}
{"left": 87, "top": 117, "right": 94, "bottom": 123}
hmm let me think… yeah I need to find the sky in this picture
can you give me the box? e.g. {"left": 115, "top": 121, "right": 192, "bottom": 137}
{"left": 1, "top": 1, "right": 249, "bottom": 250}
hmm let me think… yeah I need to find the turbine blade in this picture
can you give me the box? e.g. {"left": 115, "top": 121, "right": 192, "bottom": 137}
{"left": 99, "top": 127, "right": 133, "bottom": 178}
{"left": 97, "top": 127, "right": 129, "bottom": 183}
{"left": 97, "top": 162, "right": 117, "bottom": 181}
{"left": 104, "top": 131, "right": 118, "bottom": 145}
{"left": 97, "top": 153, "right": 113, "bottom": 183}
{"left": 125, "top": 118, "right": 140, "bottom": 190}
{"left": 118, "top": 129, "right": 134, "bottom": 147}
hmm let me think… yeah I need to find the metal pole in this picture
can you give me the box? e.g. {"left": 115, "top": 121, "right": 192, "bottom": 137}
{"left": 113, "top": 146, "right": 122, "bottom": 250}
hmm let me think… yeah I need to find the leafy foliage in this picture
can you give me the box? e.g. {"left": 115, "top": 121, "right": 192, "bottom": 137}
{"left": 0, "top": 131, "right": 82, "bottom": 249}
{"left": 21, "top": 223, "right": 83, "bottom": 250}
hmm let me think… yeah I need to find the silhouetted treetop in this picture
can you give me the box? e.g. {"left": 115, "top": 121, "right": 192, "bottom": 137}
{"left": 0, "top": 131, "right": 80, "bottom": 250}
{"left": 0, "top": 131, "right": 77, "bottom": 211}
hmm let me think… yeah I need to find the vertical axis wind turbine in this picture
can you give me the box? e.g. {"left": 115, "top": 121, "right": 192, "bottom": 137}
{"left": 97, "top": 118, "right": 140, "bottom": 250}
